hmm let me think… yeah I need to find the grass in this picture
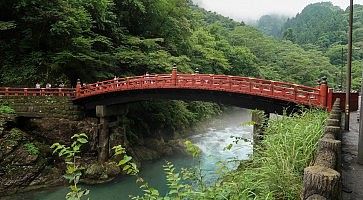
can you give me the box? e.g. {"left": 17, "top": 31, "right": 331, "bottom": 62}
{"left": 204, "top": 109, "right": 328, "bottom": 200}
{"left": 123, "top": 109, "right": 328, "bottom": 200}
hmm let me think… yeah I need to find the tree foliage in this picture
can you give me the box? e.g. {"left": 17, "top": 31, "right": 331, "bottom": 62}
{"left": 275, "top": 2, "right": 363, "bottom": 90}
{"left": 0, "top": 0, "right": 346, "bottom": 147}
{"left": 0, "top": 0, "right": 339, "bottom": 87}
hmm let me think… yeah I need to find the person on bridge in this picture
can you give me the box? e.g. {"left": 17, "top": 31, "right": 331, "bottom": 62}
{"left": 35, "top": 83, "right": 41, "bottom": 89}
{"left": 46, "top": 83, "right": 51, "bottom": 88}
{"left": 145, "top": 72, "right": 150, "bottom": 84}
{"left": 114, "top": 76, "right": 119, "bottom": 87}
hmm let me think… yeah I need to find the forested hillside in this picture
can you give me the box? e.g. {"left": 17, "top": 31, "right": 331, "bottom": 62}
{"left": 280, "top": 2, "right": 363, "bottom": 90}
{"left": 0, "top": 1, "right": 349, "bottom": 198}
{"left": 256, "top": 14, "right": 287, "bottom": 38}
{"left": 0, "top": 0, "right": 338, "bottom": 87}
{"left": 283, "top": 2, "right": 346, "bottom": 48}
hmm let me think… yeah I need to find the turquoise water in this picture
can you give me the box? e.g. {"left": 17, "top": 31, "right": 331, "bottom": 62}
{"left": 10, "top": 108, "right": 253, "bottom": 200}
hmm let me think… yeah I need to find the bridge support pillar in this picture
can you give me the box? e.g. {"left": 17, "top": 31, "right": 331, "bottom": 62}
{"left": 252, "top": 110, "right": 270, "bottom": 147}
{"left": 96, "top": 105, "right": 110, "bottom": 162}
{"left": 95, "top": 105, "right": 129, "bottom": 162}
{"left": 98, "top": 115, "right": 109, "bottom": 162}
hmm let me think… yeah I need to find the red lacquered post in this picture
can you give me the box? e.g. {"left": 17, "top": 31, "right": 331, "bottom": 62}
{"left": 319, "top": 77, "right": 328, "bottom": 108}
{"left": 327, "top": 88, "right": 333, "bottom": 111}
{"left": 171, "top": 64, "right": 177, "bottom": 86}
{"left": 76, "top": 79, "right": 81, "bottom": 98}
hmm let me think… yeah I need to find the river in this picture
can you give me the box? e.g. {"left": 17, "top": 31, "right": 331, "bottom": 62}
{"left": 11, "top": 108, "right": 253, "bottom": 200}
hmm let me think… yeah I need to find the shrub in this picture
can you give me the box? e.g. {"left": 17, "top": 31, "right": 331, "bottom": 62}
{"left": 24, "top": 142, "right": 40, "bottom": 155}
{"left": 0, "top": 105, "right": 15, "bottom": 114}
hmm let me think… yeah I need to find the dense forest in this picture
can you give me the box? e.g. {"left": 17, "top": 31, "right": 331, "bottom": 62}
{"left": 257, "top": 2, "right": 363, "bottom": 90}
{"left": 0, "top": 0, "right": 338, "bottom": 87}
{"left": 256, "top": 14, "right": 287, "bottom": 38}
{"left": 0, "top": 0, "right": 356, "bottom": 199}
{"left": 0, "top": 0, "right": 342, "bottom": 138}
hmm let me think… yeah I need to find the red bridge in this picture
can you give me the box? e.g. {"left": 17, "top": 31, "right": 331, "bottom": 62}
{"left": 0, "top": 68, "right": 338, "bottom": 114}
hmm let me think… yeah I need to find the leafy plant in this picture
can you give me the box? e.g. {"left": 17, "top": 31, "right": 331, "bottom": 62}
{"left": 131, "top": 140, "right": 204, "bottom": 200}
{"left": 0, "top": 105, "right": 15, "bottom": 114}
{"left": 9, "top": 128, "right": 23, "bottom": 141}
{"left": 113, "top": 145, "right": 139, "bottom": 175}
{"left": 184, "top": 140, "right": 201, "bottom": 158}
{"left": 131, "top": 161, "right": 198, "bottom": 200}
{"left": 51, "top": 133, "right": 89, "bottom": 200}
{"left": 24, "top": 142, "right": 39, "bottom": 155}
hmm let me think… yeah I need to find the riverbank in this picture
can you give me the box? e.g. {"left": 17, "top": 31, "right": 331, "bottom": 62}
{"left": 4, "top": 108, "right": 253, "bottom": 200}
{"left": 208, "top": 110, "right": 328, "bottom": 199}
{"left": 0, "top": 101, "right": 226, "bottom": 197}
{"left": 128, "top": 109, "right": 328, "bottom": 199}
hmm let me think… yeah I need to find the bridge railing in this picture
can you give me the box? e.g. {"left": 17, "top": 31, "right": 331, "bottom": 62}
{"left": 75, "top": 70, "right": 325, "bottom": 108}
{"left": 0, "top": 69, "right": 329, "bottom": 109}
{"left": 0, "top": 87, "right": 76, "bottom": 97}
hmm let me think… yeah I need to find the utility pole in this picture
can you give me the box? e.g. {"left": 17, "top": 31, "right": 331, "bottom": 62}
{"left": 341, "top": 47, "right": 344, "bottom": 91}
{"left": 345, "top": 0, "right": 354, "bottom": 131}
{"left": 358, "top": 69, "right": 363, "bottom": 164}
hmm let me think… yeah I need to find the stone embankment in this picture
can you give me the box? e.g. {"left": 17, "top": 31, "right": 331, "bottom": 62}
{"left": 302, "top": 99, "right": 342, "bottom": 200}
{"left": 0, "top": 96, "right": 189, "bottom": 196}
{"left": 0, "top": 96, "right": 82, "bottom": 119}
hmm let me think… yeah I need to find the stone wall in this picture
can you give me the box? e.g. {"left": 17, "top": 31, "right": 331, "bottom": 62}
{"left": 302, "top": 99, "right": 342, "bottom": 200}
{"left": 0, "top": 96, "right": 99, "bottom": 196}
{"left": 0, "top": 96, "right": 82, "bottom": 119}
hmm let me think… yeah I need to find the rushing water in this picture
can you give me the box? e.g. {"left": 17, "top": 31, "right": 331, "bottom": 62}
{"left": 10, "top": 108, "right": 253, "bottom": 200}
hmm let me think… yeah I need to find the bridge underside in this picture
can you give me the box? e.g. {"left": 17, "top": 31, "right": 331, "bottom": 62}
{"left": 74, "top": 89, "right": 312, "bottom": 115}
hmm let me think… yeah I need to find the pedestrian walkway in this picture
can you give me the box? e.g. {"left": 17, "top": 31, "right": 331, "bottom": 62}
{"left": 342, "top": 111, "right": 363, "bottom": 200}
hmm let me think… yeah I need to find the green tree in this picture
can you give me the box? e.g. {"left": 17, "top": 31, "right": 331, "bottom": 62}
{"left": 283, "top": 28, "right": 296, "bottom": 42}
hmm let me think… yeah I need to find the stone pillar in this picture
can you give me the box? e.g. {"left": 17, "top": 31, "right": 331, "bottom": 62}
{"left": 96, "top": 105, "right": 110, "bottom": 162}
{"left": 98, "top": 116, "right": 109, "bottom": 162}
{"left": 303, "top": 166, "right": 341, "bottom": 200}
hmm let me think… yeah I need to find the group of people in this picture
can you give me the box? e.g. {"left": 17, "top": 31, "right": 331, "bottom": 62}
{"left": 34, "top": 73, "right": 151, "bottom": 89}
{"left": 35, "top": 82, "right": 65, "bottom": 89}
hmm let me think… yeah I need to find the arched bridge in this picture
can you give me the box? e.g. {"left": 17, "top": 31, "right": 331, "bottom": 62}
{"left": 0, "top": 68, "right": 336, "bottom": 114}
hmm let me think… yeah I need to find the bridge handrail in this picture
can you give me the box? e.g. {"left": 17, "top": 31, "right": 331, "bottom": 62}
{"left": 0, "top": 70, "right": 328, "bottom": 109}
{"left": 0, "top": 87, "right": 76, "bottom": 97}
{"left": 74, "top": 72, "right": 324, "bottom": 107}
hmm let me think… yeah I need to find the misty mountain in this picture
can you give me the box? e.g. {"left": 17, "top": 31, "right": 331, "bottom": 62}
{"left": 282, "top": 2, "right": 347, "bottom": 48}
{"left": 256, "top": 14, "right": 288, "bottom": 37}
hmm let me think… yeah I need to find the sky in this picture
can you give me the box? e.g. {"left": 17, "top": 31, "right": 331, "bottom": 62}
{"left": 193, "top": 0, "right": 363, "bottom": 22}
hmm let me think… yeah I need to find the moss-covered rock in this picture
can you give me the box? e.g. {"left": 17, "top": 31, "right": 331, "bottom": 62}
{"left": 83, "top": 161, "right": 120, "bottom": 184}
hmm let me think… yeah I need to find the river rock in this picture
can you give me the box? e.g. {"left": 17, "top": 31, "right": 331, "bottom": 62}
{"left": 83, "top": 162, "right": 121, "bottom": 184}
{"left": 26, "top": 118, "right": 98, "bottom": 145}
{"left": 4, "top": 146, "right": 39, "bottom": 166}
